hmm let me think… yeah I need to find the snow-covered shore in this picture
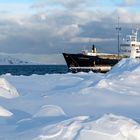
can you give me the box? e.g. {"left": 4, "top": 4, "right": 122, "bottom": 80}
{"left": 0, "top": 58, "right": 140, "bottom": 140}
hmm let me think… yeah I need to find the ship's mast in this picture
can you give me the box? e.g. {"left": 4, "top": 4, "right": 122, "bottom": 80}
{"left": 116, "top": 17, "right": 121, "bottom": 59}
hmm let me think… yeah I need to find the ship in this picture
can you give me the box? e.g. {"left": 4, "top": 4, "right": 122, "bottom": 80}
{"left": 63, "top": 29, "right": 140, "bottom": 73}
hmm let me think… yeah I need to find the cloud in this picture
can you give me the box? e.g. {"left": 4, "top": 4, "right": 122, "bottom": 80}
{"left": 70, "top": 37, "right": 115, "bottom": 44}
{"left": 120, "top": 0, "right": 139, "bottom": 6}
{"left": 32, "top": 0, "right": 96, "bottom": 10}
{"left": 0, "top": 1, "right": 140, "bottom": 63}
{"left": 124, "top": 0, "right": 137, "bottom": 5}
{"left": 0, "top": 3, "right": 31, "bottom": 18}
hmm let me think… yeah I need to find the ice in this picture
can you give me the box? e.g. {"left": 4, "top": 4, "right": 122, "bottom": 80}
{"left": 33, "top": 105, "right": 66, "bottom": 117}
{"left": 0, "top": 106, "right": 13, "bottom": 117}
{"left": 0, "top": 78, "right": 19, "bottom": 98}
{"left": 0, "top": 58, "right": 140, "bottom": 139}
{"left": 35, "top": 114, "right": 140, "bottom": 140}
{"left": 34, "top": 116, "right": 88, "bottom": 140}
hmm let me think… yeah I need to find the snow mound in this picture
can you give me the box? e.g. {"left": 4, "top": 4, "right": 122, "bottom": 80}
{"left": 34, "top": 116, "right": 88, "bottom": 140}
{"left": 0, "top": 106, "right": 13, "bottom": 117}
{"left": 96, "top": 79, "right": 110, "bottom": 88}
{"left": 82, "top": 114, "right": 140, "bottom": 139}
{"left": 93, "top": 58, "right": 140, "bottom": 96}
{"left": 35, "top": 114, "right": 140, "bottom": 140}
{"left": 34, "top": 105, "right": 66, "bottom": 117}
{"left": 0, "top": 78, "right": 19, "bottom": 98}
{"left": 108, "top": 58, "right": 140, "bottom": 76}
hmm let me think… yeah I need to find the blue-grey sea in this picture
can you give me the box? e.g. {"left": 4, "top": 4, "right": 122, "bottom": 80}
{"left": 0, "top": 65, "right": 68, "bottom": 76}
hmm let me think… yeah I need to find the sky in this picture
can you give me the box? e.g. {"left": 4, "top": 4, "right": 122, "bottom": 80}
{"left": 0, "top": 0, "right": 140, "bottom": 64}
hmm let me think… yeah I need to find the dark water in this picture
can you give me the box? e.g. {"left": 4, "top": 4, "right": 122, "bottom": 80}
{"left": 0, "top": 65, "right": 68, "bottom": 76}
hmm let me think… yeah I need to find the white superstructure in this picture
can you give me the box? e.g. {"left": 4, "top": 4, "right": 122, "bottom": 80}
{"left": 82, "top": 46, "right": 97, "bottom": 56}
{"left": 120, "top": 29, "right": 140, "bottom": 58}
{"left": 82, "top": 45, "right": 116, "bottom": 57}
{"left": 82, "top": 29, "right": 140, "bottom": 59}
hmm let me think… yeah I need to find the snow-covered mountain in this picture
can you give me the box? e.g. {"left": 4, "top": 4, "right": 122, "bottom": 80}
{"left": 0, "top": 55, "right": 31, "bottom": 65}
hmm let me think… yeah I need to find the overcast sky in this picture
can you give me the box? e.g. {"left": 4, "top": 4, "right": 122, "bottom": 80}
{"left": 0, "top": 0, "right": 140, "bottom": 64}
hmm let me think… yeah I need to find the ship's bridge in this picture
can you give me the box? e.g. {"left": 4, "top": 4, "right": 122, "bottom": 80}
{"left": 126, "top": 34, "right": 137, "bottom": 43}
{"left": 120, "top": 29, "right": 140, "bottom": 58}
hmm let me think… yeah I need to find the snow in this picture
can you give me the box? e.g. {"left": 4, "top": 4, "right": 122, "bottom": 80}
{"left": 34, "top": 114, "right": 140, "bottom": 140}
{"left": 0, "top": 58, "right": 140, "bottom": 139}
{"left": 0, "top": 78, "right": 19, "bottom": 98}
{"left": 33, "top": 105, "right": 66, "bottom": 117}
{"left": 0, "top": 55, "right": 31, "bottom": 65}
{"left": 0, "top": 106, "right": 13, "bottom": 117}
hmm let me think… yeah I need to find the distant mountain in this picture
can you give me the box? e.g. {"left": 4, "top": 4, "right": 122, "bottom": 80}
{"left": 0, "top": 55, "right": 32, "bottom": 65}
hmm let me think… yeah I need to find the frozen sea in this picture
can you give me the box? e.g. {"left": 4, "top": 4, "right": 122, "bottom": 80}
{"left": 0, "top": 59, "right": 140, "bottom": 140}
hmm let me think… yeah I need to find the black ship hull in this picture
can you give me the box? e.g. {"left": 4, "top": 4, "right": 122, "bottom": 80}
{"left": 63, "top": 53, "right": 119, "bottom": 73}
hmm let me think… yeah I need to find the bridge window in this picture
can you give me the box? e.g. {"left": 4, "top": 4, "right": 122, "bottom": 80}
{"left": 131, "top": 37, "right": 136, "bottom": 41}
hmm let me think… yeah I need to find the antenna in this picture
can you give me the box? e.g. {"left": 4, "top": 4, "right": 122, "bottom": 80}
{"left": 134, "top": 28, "right": 139, "bottom": 41}
{"left": 116, "top": 17, "right": 121, "bottom": 60}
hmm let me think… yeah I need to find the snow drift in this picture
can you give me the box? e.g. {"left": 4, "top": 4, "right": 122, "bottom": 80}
{"left": 35, "top": 114, "right": 140, "bottom": 140}
{"left": 34, "top": 105, "right": 66, "bottom": 117}
{"left": 0, "top": 78, "right": 19, "bottom": 98}
{"left": 0, "top": 58, "right": 140, "bottom": 140}
{"left": 0, "top": 106, "right": 13, "bottom": 117}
